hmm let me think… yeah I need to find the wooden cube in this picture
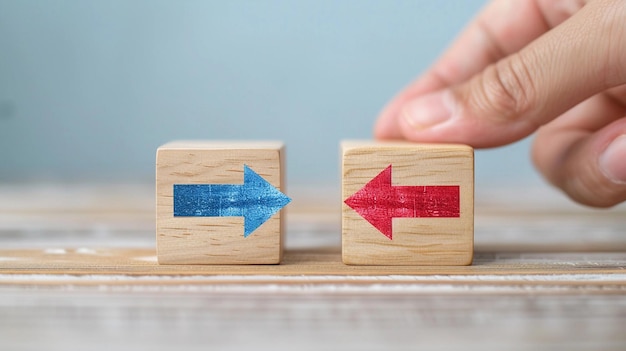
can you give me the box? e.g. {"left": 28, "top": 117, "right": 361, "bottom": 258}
{"left": 342, "top": 140, "right": 474, "bottom": 265}
{"left": 156, "top": 141, "right": 289, "bottom": 265}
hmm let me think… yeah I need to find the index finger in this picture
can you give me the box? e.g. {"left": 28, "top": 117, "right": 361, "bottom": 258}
{"left": 374, "top": 0, "right": 583, "bottom": 139}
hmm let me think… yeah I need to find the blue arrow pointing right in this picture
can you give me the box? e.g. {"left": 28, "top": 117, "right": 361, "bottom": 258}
{"left": 173, "top": 165, "right": 291, "bottom": 237}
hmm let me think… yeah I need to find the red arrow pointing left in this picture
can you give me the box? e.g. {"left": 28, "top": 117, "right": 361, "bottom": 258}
{"left": 344, "top": 165, "right": 460, "bottom": 240}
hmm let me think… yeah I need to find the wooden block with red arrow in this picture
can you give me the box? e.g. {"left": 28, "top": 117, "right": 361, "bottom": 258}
{"left": 341, "top": 140, "right": 474, "bottom": 266}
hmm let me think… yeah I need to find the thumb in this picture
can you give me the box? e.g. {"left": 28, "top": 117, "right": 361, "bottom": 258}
{"left": 397, "top": 0, "right": 626, "bottom": 148}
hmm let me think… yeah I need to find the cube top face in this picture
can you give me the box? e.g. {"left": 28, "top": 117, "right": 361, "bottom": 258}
{"left": 342, "top": 141, "right": 474, "bottom": 266}
{"left": 156, "top": 141, "right": 286, "bottom": 265}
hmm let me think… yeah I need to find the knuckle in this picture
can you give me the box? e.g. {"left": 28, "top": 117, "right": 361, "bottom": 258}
{"left": 606, "top": 4, "right": 626, "bottom": 84}
{"left": 468, "top": 55, "right": 537, "bottom": 124}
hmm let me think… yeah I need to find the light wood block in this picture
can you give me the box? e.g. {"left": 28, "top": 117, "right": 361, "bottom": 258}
{"left": 342, "top": 140, "right": 474, "bottom": 265}
{"left": 156, "top": 141, "right": 288, "bottom": 265}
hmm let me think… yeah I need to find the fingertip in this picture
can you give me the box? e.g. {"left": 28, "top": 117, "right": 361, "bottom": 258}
{"left": 374, "top": 74, "right": 450, "bottom": 140}
{"left": 373, "top": 106, "right": 405, "bottom": 140}
{"left": 395, "top": 88, "right": 530, "bottom": 147}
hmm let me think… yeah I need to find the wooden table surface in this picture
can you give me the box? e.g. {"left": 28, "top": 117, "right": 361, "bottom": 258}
{"left": 0, "top": 184, "right": 625, "bottom": 350}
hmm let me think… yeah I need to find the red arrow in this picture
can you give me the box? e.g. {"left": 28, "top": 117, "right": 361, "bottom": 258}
{"left": 344, "top": 165, "right": 460, "bottom": 240}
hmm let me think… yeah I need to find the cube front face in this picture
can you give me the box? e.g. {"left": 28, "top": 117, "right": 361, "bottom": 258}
{"left": 342, "top": 141, "right": 474, "bottom": 266}
{"left": 156, "top": 141, "right": 286, "bottom": 265}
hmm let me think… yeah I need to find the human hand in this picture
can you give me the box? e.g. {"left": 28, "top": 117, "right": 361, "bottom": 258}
{"left": 374, "top": 0, "right": 626, "bottom": 207}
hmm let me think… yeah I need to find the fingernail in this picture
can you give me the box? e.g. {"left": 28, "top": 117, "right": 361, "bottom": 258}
{"left": 599, "top": 135, "right": 626, "bottom": 184}
{"left": 401, "top": 90, "right": 453, "bottom": 130}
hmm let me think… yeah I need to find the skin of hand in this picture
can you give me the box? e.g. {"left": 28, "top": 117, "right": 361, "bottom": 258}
{"left": 374, "top": 0, "right": 626, "bottom": 207}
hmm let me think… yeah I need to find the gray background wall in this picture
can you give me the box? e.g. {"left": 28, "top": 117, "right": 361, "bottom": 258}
{"left": 0, "top": 0, "right": 542, "bottom": 187}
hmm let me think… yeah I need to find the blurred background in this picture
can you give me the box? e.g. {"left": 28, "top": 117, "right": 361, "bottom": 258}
{"left": 0, "top": 0, "right": 543, "bottom": 189}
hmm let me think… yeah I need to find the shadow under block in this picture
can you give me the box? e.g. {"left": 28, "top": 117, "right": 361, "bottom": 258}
{"left": 341, "top": 141, "right": 474, "bottom": 266}
{"left": 156, "top": 141, "right": 288, "bottom": 265}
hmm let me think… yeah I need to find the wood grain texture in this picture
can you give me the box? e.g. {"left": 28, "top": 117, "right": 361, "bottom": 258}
{"left": 342, "top": 141, "right": 474, "bottom": 265}
{"left": 1, "top": 248, "right": 626, "bottom": 280}
{"left": 156, "top": 141, "right": 286, "bottom": 265}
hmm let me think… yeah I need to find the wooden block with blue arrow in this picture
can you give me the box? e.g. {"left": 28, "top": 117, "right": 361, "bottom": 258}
{"left": 156, "top": 141, "right": 290, "bottom": 265}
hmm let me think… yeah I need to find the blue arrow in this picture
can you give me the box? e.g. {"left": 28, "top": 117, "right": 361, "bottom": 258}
{"left": 173, "top": 165, "right": 291, "bottom": 238}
